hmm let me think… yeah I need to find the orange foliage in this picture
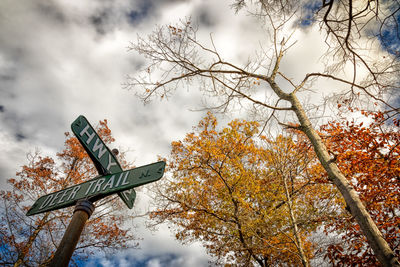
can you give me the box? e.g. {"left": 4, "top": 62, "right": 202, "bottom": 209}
{"left": 321, "top": 111, "right": 400, "bottom": 266}
{"left": 150, "top": 113, "right": 337, "bottom": 266}
{"left": 0, "top": 120, "right": 136, "bottom": 266}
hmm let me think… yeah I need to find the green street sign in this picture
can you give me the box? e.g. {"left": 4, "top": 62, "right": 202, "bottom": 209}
{"left": 26, "top": 161, "right": 165, "bottom": 216}
{"left": 71, "top": 115, "right": 135, "bottom": 209}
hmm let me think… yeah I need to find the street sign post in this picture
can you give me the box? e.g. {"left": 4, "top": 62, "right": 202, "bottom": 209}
{"left": 26, "top": 115, "right": 166, "bottom": 267}
{"left": 71, "top": 115, "right": 136, "bottom": 208}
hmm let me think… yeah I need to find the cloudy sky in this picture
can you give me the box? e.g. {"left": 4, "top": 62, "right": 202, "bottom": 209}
{"left": 0, "top": 0, "right": 392, "bottom": 266}
{"left": 0, "top": 0, "right": 264, "bottom": 266}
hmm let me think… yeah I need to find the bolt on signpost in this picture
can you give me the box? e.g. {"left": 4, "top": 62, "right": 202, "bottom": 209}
{"left": 26, "top": 116, "right": 165, "bottom": 267}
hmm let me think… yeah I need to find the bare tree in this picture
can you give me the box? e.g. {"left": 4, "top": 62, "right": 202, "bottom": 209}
{"left": 127, "top": 1, "right": 400, "bottom": 266}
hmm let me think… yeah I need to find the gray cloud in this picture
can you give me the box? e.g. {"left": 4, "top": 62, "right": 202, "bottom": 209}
{"left": 1, "top": 0, "right": 388, "bottom": 265}
{"left": 86, "top": 222, "right": 212, "bottom": 267}
{"left": 0, "top": 0, "right": 211, "bottom": 264}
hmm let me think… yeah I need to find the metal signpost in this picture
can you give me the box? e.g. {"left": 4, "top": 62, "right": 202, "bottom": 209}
{"left": 26, "top": 116, "right": 165, "bottom": 267}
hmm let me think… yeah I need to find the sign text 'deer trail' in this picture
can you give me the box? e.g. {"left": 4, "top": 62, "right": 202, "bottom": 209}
{"left": 26, "top": 161, "right": 165, "bottom": 216}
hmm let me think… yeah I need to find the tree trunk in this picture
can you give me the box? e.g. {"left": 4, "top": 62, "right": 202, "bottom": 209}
{"left": 282, "top": 175, "right": 309, "bottom": 267}
{"left": 290, "top": 93, "right": 400, "bottom": 267}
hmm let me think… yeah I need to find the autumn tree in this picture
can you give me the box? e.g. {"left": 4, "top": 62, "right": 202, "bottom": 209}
{"left": 128, "top": 0, "right": 400, "bottom": 265}
{"left": 150, "top": 113, "right": 338, "bottom": 266}
{"left": 263, "top": 133, "right": 343, "bottom": 267}
{"left": 0, "top": 120, "right": 137, "bottom": 266}
{"left": 319, "top": 110, "right": 400, "bottom": 266}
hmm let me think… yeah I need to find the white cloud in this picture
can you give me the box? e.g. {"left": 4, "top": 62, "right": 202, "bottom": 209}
{"left": 0, "top": 0, "right": 211, "bottom": 265}
{"left": 86, "top": 222, "right": 211, "bottom": 266}
{"left": 0, "top": 0, "right": 394, "bottom": 265}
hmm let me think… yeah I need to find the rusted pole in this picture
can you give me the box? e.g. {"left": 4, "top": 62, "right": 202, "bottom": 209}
{"left": 48, "top": 200, "right": 94, "bottom": 267}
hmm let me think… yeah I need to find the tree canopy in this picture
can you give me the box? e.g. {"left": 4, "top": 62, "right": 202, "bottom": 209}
{"left": 0, "top": 120, "right": 137, "bottom": 266}
{"left": 129, "top": 1, "right": 400, "bottom": 265}
{"left": 321, "top": 110, "right": 400, "bottom": 266}
{"left": 150, "top": 113, "right": 339, "bottom": 266}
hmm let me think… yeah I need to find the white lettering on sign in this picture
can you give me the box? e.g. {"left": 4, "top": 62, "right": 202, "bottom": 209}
{"left": 38, "top": 185, "right": 81, "bottom": 210}
{"left": 49, "top": 191, "right": 63, "bottom": 207}
{"left": 39, "top": 194, "right": 54, "bottom": 209}
{"left": 115, "top": 173, "right": 124, "bottom": 188}
{"left": 106, "top": 154, "right": 117, "bottom": 171}
{"left": 85, "top": 180, "right": 97, "bottom": 196}
{"left": 58, "top": 188, "right": 72, "bottom": 204}
{"left": 67, "top": 185, "right": 81, "bottom": 201}
{"left": 103, "top": 171, "right": 129, "bottom": 191}
{"left": 92, "top": 138, "right": 107, "bottom": 159}
{"left": 79, "top": 125, "right": 95, "bottom": 145}
{"left": 92, "top": 178, "right": 105, "bottom": 193}
{"left": 121, "top": 171, "right": 129, "bottom": 186}
{"left": 102, "top": 175, "right": 115, "bottom": 191}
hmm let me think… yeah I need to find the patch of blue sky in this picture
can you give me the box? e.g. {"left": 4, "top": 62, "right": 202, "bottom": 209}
{"left": 84, "top": 253, "right": 190, "bottom": 267}
{"left": 375, "top": 7, "right": 400, "bottom": 113}
{"left": 362, "top": 1, "right": 400, "bottom": 56}
{"left": 127, "top": 1, "right": 153, "bottom": 25}
{"left": 300, "top": 0, "right": 322, "bottom": 27}
{"left": 0, "top": 243, "right": 16, "bottom": 263}
{"left": 71, "top": 257, "right": 90, "bottom": 267}
{"left": 379, "top": 23, "right": 400, "bottom": 57}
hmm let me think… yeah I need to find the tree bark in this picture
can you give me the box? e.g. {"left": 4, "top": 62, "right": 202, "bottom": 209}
{"left": 282, "top": 176, "right": 309, "bottom": 267}
{"left": 289, "top": 93, "right": 400, "bottom": 267}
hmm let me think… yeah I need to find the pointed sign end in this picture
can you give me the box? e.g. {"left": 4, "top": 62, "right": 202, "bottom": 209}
{"left": 26, "top": 209, "right": 34, "bottom": 217}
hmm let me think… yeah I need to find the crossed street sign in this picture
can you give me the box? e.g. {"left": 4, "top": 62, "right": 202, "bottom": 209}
{"left": 71, "top": 115, "right": 136, "bottom": 209}
{"left": 26, "top": 116, "right": 166, "bottom": 267}
{"left": 26, "top": 115, "right": 166, "bottom": 216}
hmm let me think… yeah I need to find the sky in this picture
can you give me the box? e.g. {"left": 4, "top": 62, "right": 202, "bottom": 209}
{"left": 0, "top": 0, "right": 262, "bottom": 266}
{"left": 0, "top": 0, "right": 395, "bottom": 266}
